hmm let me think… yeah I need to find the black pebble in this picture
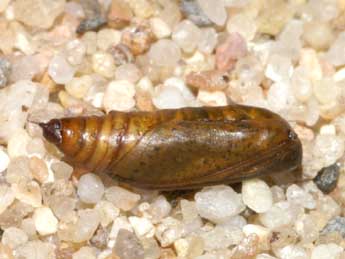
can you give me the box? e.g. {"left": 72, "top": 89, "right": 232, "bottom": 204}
{"left": 76, "top": 17, "right": 107, "bottom": 34}
{"left": 313, "top": 163, "right": 340, "bottom": 194}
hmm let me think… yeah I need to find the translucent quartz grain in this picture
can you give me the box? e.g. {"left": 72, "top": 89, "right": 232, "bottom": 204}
{"left": 153, "top": 77, "right": 196, "bottom": 109}
{"left": 77, "top": 173, "right": 105, "bottom": 204}
{"left": 259, "top": 201, "right": 303, "bottom": 229}
{"left": 226, "top": 13, "right": 257, "bottom": 41}
{"left": 148, "top": 39, "right": 181, "bottom": 67}
{"left": 65, "top": 39, "right": 86, "bottom": 66}
{"left": 129, "top": 216, "right": 154, "bottom": 237}
{"left": 60, "top": 209, "right": 100, "bottom": 243}
{"left": 0, "top": 148, "right": 10, "bottom": 173}
{"left": 275, "top": 245, "right": 308, "bottom": 259}
{"left": 33, "top": 207, "right": 58, "bottom": 235}
{"left": 115, "top": 63, "right": 142, "bottom": 83}
{"left": 198, "top": 27, "right": 217, "bottom": 54}
{"left": 95, "top": 201, "right": 120, "bottom": 227}
{"left": 172, "top": 20, "right": 202, "bottom": 53}
{"left": 326, "top": 32, "right": 345, "bottom": 66}
{"left": 242, "top": 224, "right": 270, "bottom": 251}
{"left": 2, "top": 227, "right": 28, "bottom": 249}
{"left": 242, "top": 179, "right": 273, "bottom": 213}
{"left": 48, "top": 54, "right": 75, "bottom": 85}
{"left": 29, "top": 156, "right": 48, "bottom": 184}
{"left": 0, "top": 185, "right": 14, "bottom": 215}
{"left": 201, "top": 224, "right": 243, "bottom": 251}
{"left": 195, "top": 185, "right": 245, "bottom": 223}
{"left": 148, "top": 195, "right": 171, "bottom": 223}
{"left": 303, "top": 21, "right": 334, "bottom": 50}
{"left": 197, "top": 90, "right": 227, "bottom": 107}
{"left": 103, "top": 80, "right": 136, "bottom": 112}
{"left": 155, "top": 217, "right": 184, "bottom": 247}
{"left": 7, "top": 128, "right": 30, "bottom": 158}
{"left": 16, "top": 241, "right": 55, "bottom": 259}
{"left": 311, "top": 244, "right": 343, "bottom": 259}
{"left": 13, "top": 0, "right": 65, "bottom": 29}
{"left": 105, "top": 186, "right": 140, "bottom": 211}
{"left": 265, "top": 55, "right": 293, "bottom": 83}
{"left": 97, "top": 29, "right": 121, "bottom": 51}
{"left": 0, "top": 0, "right": 10, "bottom": 12}
{"left": 150, "top": 17, "right": 172, "bottom": 39}
{"left": 114, "top": 229, "right": 145, "bottom": 259}
{"left": 65, "top": 75, "right": 93, "bottom": 99}
{"left": 92, "top": 52, "right": 116, "bottom": 78}
{"left": 286, "top": 184, "right": 316, "bottom": 209}
{"left": 6, "top": 156, "right": 32, "bottom": 184}
{"left": 197, "top": 0, "right": 227, "bottom": 26}
{"left": 313, "top": 78, "right": 339, "bottom": 105}
{"left": 72, "top": 247, "right": 96, "bottom": 259}
{"left": 313, "top": 133, "right": 345, "bottom": 169}
{"left": 291, "top": 66, "right": 312, "bottom": 102}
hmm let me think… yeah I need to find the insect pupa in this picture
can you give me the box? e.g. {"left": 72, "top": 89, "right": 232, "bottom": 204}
{"left": 39, "top": 105, "right": 302, "bottom": 190}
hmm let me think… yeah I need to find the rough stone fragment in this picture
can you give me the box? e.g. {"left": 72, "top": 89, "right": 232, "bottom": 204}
{"left": 95, "top": 200, "right": 120, "bottom": 227}
{"left": 186, "top": 70, "right": 229, "bottom": 91}
{"left": 321, "top": 216, "right": 345, "bottom": 238}
{"left": 77, "top": 17, "right": 107, "bottom": 34}
{"left": 197, "top": 90, "right": 227, "bottom": 107}
{"left": 172, "top": 20, "right": 202, "bottom": 53}
{"left": 275, "top": 245, "right": 308, "bottom": 259}
{"left": 286, "top": 184, "right": 316, "bottom": 209}
{"left": 107, "top": 0, "right": 133, "bottom": 29}
{"left": 149, "top": 18, "right": 171, "bottom": 39}
{"left": 195, "top": 185, "right": 245, "bottom": 223}
{"left": 97, "top": 29, "right": 121, "bottom": 51}
{"left": 0, "top": 148, "right": 10, "bottom": 173}
{"left": 48, "top": 54, "right": 75, "bottom": 85}
{"left": 73, "top": 247, "right": 96, "bottom": 259}
{"left": 180, "top": 0, "right": 212, "bottom": 26}
{"left": 113, "top": 229, "right": 145, "bottom": 259}
{"left": 197, "top": 0, "right": 227, "bottom": 26}
{"left": 216, "top": 33, "right": 247, "bottom": 71}
{"left": 121, "top": 21, "right": 155, "bottom": 55}
{"left": 16, "top": 241, "right": 56, "bottom": 259}
{"left": 77, "top": 173, "right": 104, "bottom": 204}
{"left": 105, "top": 186, "right": 141, "bottom": 211}
{"left": 155, "top": 217, "right": 184, "bottom": 247}
{"left": 92, "top": 51, "right": 116, "bottom": 78}
{"left": 13, "top": 0, "right": 65, "bottom": 29}
{"left": 103, "top": 80, "right": 136, "bottom": 112}
{"left": 314, "top": 163, "right": 340, "bottom": 194}
{"left": 33, "top": 207, "right": 58, "bottom": 235}
{"left": 77, "top": 0, "right": 106, "bottom": 33}
{"left": 311, "top": 244, "right": 343, "bottom": 259}
{"left": 242, "top": 179, "right": 273, "bottom": 213}
{"left": 148, "top": 39, "right": 181, "bottom": 67}
{"left": 2, "top": 227, "right": 28, "bottom": 249}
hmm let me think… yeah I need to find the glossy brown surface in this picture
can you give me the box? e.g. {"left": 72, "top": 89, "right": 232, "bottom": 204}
{"left": 40, "top": 105, "right": 302, "bottom": 190}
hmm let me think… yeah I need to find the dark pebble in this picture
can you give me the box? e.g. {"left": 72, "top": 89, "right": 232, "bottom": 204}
{"left": 76, "top": 0, "right": 107, "bottom": 34}
{"left": 0, "top": 57, "right": 11, "bottom": 88}
{"left": 180, "top": 0, "right": 213, "bottom": 27}
{"left": 321, "top": 216, "right": 345, "bottom": 238}
{"left": 76, "top": 17, "right": 107, "bottom": 34}
{"left": 313, "top": 163, "right": 340, "bottom": 194}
